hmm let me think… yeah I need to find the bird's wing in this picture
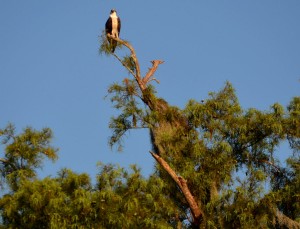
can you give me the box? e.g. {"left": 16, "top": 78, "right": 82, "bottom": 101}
{"left": 105, "top": 17, "right": 112, "bottom": 34}
{"left": 117, "top": 17, "right": 121, "bottom": 35}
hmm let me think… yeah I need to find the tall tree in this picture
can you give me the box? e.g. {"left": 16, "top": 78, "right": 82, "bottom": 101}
{"left": 101, "top": 34, "right": 300, "bottom": 228}
{"left": 0, "top": 125, "right": 178, "bottom": 228}
{"left": 0, "top": 36, "right": 299, "bottom": 228}
{"left": 0, "top": 124, "right": 57, "bottom": 191}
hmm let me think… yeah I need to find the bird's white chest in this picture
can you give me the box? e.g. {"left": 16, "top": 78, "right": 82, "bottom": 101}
{"left": 111, "top": 15, "right": 119, "bottom": 37}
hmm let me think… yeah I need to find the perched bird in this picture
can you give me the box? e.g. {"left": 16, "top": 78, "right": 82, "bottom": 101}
{"left": 105, "top": 9, "right": 121, "bottom": 53}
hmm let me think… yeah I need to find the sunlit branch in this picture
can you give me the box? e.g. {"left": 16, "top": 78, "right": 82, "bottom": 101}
{"left": 149, "top": 151, "right": 203, "bottom": 226}
{"left": 142, "top": 60, "right": 164, "bottom": 85}
{"left": 0, "top": 158, "right": 8, "bottom": 164}
{"left": 107, "top": 35, "right": 164, "bottom": 92}
{"left": 107, "top": 35, "right": 144, "bottom": 90}
{"left": 276, "top": 210, "right": 300, "bottom": 229}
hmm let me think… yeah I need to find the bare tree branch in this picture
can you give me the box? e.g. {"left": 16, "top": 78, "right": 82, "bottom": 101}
{"left": 107, "top": 35, "right": 144, "bottom": 90}
{"left": 258, "top": 159, "right": 281, "bottom": 172}
{"left": 149, "top": 151, "right": 203, "bottom": 226}
{"left": 143, "top": 60, "right": 164, "bottom": 85}
{"left": 107, "top": 35, "right": 164, "bottom": 93}
{"left": 276, "top": 210, "right": 300, "bottom": 229}
{"left": 0, "top": 158, "right": 8, "bottom": 164}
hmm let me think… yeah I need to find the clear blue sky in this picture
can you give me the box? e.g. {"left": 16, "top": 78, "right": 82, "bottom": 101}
{"left": 1, "top": 1, "right": 299, "bottom": 180}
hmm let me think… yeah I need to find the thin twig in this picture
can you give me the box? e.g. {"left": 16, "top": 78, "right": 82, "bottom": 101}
{"left": 0, "top": 158, "right": 8, "bottom": 164}
{"left": 111, "top": 53, "right": 136, "bottom": 78}
{"left": 148, "top": 78, "right": 160, "bottom": 84}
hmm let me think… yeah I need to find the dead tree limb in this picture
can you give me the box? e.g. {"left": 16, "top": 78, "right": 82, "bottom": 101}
{"left": 107, "top": 35, "right": 163, "bottom": 92}
{"left": 150, "top": 151, "right": 203, "bottom": 226}
{"left": 107, "top": 35, "right": 144, "bottom": 90}
{"left": 142, "top": 60, "right": 164, "bottom": 85}
{"left": 276, "top": 210, "right": 300, "bottom": 229}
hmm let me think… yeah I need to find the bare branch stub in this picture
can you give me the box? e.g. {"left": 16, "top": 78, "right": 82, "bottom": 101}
{"left": 142, "top": 60, "right": 164, "bottom": 86}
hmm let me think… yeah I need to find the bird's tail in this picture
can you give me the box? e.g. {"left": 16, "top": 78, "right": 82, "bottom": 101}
{"left": 111, "top": 40, "right": 117, "bottom": 53}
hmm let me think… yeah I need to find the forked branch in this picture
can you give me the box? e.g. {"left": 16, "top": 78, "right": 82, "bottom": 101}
{"left": 142, "top": 60, "right": 164, "bottom": 85}
{"left": 107, "top": 35, "right": 163, "bottom": 92}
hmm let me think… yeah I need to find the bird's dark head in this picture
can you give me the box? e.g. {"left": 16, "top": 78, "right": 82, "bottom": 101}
{"left": 110, "top": 9, "right": 117, "bottom": 14}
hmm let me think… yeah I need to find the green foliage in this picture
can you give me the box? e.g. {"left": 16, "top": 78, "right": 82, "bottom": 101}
{"left": 123, "top": 55, "right": 136, "bottom": 73}
{"left": 94, "top": 164, "right": 178, "bottom": 228}
{"left": 0, "top": 37, "right": 299, "bottom": 228}
{"left": 1, "top": 83, "right": 298, "bottom": 228}
{"left": 99, "top": 31, "right": 128, "bottom": 56}
{"left": 107, "top": 79, "right": 147, "bottom": 150}
{"left": 286, "top": 97, "right": 300, "bottom": 153}
{"left": 273, "top": 157, "right": 300, "bottom": 222}
{"left": 107, "top": 77, "right": 300, "bottom": 227}
{"left": 99, "top": 31, "right": 122, "bottom": 55}
{"left": 0, "top": 164, "right": 179, "bottom": 228}
{"left": 0, "top": 124, "right": 57, "bottom": 191}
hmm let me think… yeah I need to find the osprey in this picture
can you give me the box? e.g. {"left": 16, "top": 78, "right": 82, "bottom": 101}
{"left": 105, "top": 9, "right": 121, "bottom": 53}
